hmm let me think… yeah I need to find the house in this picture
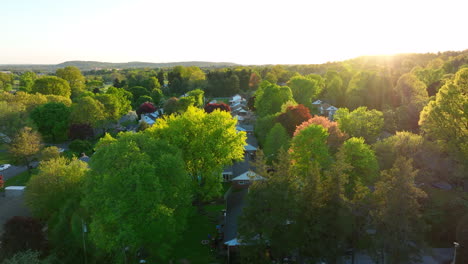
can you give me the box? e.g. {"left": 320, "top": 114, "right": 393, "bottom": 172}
{"left": 79, "top": 153, "right": 90, "bottom": 163}
{"left": 231, "top": 171, "right": 265, "bottom": 188}
{"left": 230, "top": 94, "right": 242, "bottom": 104}
{"left": 326, "top": 105, "right": 338, "bottom": 120}
{"left": 239, "top": 125, "right": 254, "bottom": 134}
{"left": 236, "top": 125, "right": 247, "bottom": 132}
{"left": 140, "top": 109, "right": 163, "bottom": 126}
{"left": 312, "top": 99, "right": 338, "bottom": 120}
{"left": 234, "top": 115, "right": 245, "bottom": 122}
{"left": 222, "top": 166, "right": 234, "bottom": 182}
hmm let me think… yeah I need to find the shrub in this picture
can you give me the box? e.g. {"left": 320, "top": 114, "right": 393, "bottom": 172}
{"left": 68, "top": 140, "right": 93, "bottom": 155}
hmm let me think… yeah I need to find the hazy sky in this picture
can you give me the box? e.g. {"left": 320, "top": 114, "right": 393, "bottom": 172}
{"left": 1, "top": 0, "right": 467, "bottom": 65}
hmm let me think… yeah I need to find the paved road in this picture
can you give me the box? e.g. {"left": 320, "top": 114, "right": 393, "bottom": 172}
{"left": 1, "top": 165, "right": 28, "bottom": 181}
{"left": 0, "top": 141, "right": 69, "bottom": 182}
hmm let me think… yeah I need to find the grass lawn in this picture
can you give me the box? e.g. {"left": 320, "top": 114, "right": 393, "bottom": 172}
{"left": 0, "top": 144, "right": 11, "bottom": 164}
{"left": 4, "top": 170, "right": 34, "bottom": 187}
{"left": 171, "top": 204, "right": 225, "bottom": 264}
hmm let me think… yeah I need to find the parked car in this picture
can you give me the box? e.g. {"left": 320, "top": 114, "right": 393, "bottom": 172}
{"left": 0, "top": 164, "right": 11, "bottom": 171}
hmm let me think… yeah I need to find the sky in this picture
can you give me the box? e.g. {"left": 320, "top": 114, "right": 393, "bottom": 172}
{"left": 1, "top": 0, "right": 467, "bottom": 65}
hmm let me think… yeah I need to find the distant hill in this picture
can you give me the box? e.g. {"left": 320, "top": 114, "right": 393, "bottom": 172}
{"left": 0, "top": 60, "right": 240, "bottom": 72}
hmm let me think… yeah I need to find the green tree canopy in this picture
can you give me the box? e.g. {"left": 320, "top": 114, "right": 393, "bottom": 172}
{"left": 255, "top": 81, "right": 294, "bottom": 117}
{"left": 8, "top": 127, "right": 43, "bottom": 171}
{"left": 186, "top": 89, "right": 204, "bottom": 107}
{"left": 25, "top": 157, "right": 88, "bottom": 220}
{"left": 395, "top": 73, "right": 428, "bottom": 105}
{"left": 290, "top": 124, "right": 331, "bottom": 176}
{"left": 324, "top": 70, "right": 346, "bottom": 107}
{"left": 263, "top": 123, "right": 290, "bottom": 163}
{"left": 334, "top": 106, "right": 384, "bottom": 143}
{"left": 56, "top": 66, "right": 86, "bottom": 98}
{"left": 19, "top": 72, "right": 37, "bottom": 92}
{"left": 294, "top": 116, "right": 348, "bottom": 152}
{"left": 287, "top": 75, "right": 323, "bottom": 106}
{"left": 419, "top": 67, "right": 468, "bottom": 169}
{"left": 373, "top": 131, "right": 455, "bottom": 183}
{"left": 146, "top": 106, "right": 246, "bottom": 200}
{"left": 30, "top": 102, "right": 70, "bottom": 142}
{"left": 338, "top": 137, "right": 379, "bottom": 197}
{"left": 0, "top": 72, "right": 13, "bottom": 92}
{"left": 69, "top": 96, "right": 105, "bottom": 127}
{"left": 31, "top": 76, "right": 71, "bottom": 98}
{"left": 371, "top": 157, "right": 427, "bottom": 264}
{"left": 82, "top": 133, "right": 192, "bottom": 261}
{"left": 106, "top": 86, "right": 132, "bottom": 115}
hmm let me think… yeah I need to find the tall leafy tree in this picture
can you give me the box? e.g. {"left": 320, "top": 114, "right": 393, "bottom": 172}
{"left": 19, "top": 71, "right": 37, "bottom": 92}
{"left": 0, "top": 72, "right": 13, "bottom": 92}
{"left": 338, "top": 137, "right": 379, "bottom": 197}
{"left": 290, "top": 124, "right": 331, "bottom": 175}
{"left": 324, "top": 70, "right": 346, "bottom": 106}
{"left": 30, "top": 102, "right": 70, "bottom": 142}
{"left": 395, "top": 73, "right": 429, "bottom": 105}
{"left": 157, "top": 70, "right": 165, "bottom": 86}
{"left": 69, "top": 96, "right": 105, "bottom": 127}
{"left": 334, "top": 106, "right": 384, "bottom": 143}
{"left": 25, "top": 157, "right": 89, "bottom": 220}
{"left": 146, "top": 106, "right": 246, "bottom": 200}
{"left": 263, "top": 123, "right": 290, "bottom": 163}
{"left": 287, "top": 75, "right": 323, "bottom": 106}
{"left": 419, "top": 68, "right": 468, "bottom": 174}
{"left": 56, "top": 66, "right": 86, "bottom": 98}
{"left": 106, "top": 86, "right": 132, "bottom": 116}
{"left": 8, "top": 127, "right": 43, "bottom": 172}
{"left": 371, "top": 157, "right": 427, "bottom": 264}
{"left": 31, "top": 76, "right": 71, "bottom": 98}
{"left": 82, "top": 133, "right": 192, "bottom": 262}
{"left": 186, "top": 89, "right": 204, "bottom": 107}
{"left": 276, "top": 104, "right": 312, "bottom": 136}
{"left": 394, "top": 73, "right": 429, "bottom": 131}
{"left": 294, "top": 116, "right": 348, "bottom": 152}
{"left": 147, "top": 76, "right": 161, "bottom": 91}
{"left": 255, "top": 81, "right": 294, "bottom": 117}
{"left": 239, "top": 150, "right": 300, "bottom": 262}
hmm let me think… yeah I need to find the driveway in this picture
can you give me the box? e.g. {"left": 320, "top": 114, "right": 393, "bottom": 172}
{"left": 0, "top": 196, "right": 31, "bottom": 235}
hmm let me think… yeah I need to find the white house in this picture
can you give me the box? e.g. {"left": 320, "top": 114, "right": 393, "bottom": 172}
{"left": 140, "top": 109, "right": 164, "bottom": 126}
{"left": 326, "top": 106, "right": 338, "bottom": 120}
{"left": 230, "top": 94, "right": 242, "bottom": 104}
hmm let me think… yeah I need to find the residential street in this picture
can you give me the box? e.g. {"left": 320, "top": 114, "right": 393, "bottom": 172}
{"left": 1, "top": 142, "right": 69, "bottom": 181}
{"left": 1, "top": 165, "right": 28, "bottom": 181}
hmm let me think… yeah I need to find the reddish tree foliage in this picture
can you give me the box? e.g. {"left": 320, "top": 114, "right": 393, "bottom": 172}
{"left": 204, "top": 103, "right": 231, "bottom": 113}
{"left": 68, "top": 123, "right": 94, "bottom": 140}
{"left": 0, "top": 175, "right": 4, "bottom": 189}
{"left": 0, "top": 216, "right": 48, "bottom": 259}
{"left": 137, "top": 102, "right": 156, "bottom": 116}
{"left": 294, "top": 115, "right": 348, "bottom": 151}
{"left": 276, "top": 104, "right": 312, "bottom": 136}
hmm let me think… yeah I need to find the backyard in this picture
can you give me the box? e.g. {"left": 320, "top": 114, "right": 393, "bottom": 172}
{"left": 171, "top": 203, "right": 225, "bottom": 264}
